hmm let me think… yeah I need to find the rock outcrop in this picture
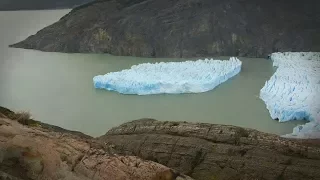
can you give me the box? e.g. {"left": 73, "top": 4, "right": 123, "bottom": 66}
{"left": 99, "top": 119, "right": 320, "bottom": 180}
{"left": 0, "top": 107, "right": 192, "bottom": 180}
{"left": 10, "top": 0, "right": 320, "bottom": 58}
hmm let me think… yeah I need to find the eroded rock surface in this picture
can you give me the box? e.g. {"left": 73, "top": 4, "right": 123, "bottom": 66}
{"left": 10, "top": 0, "right": 320, "bottom": 58}
{"left": 0, "top": 107, "right": 192, "bottom": 180}
{"left": 99, "top": 119, "right": 320, "bottom": 180}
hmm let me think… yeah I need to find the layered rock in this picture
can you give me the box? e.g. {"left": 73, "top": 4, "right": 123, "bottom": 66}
{"left": 10, "top": 0, "right": 320, "bottom": 58}
{"left": 99, "top": 119, "right": 320, "bottom": 180}
{"left": 0, "top": 107, "right": 192, "bottom": 180}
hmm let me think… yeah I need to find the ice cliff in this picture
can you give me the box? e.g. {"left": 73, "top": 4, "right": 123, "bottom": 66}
{"left": 260, "top": 52, "right": 320, "bottom": 139}
{"left": 93, "top": 57, "right": 241, "bottom": 95}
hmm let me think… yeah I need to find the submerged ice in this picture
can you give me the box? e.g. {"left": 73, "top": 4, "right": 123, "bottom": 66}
{"left": 93, "top": 57, "right": 242, "bottom": 95}
{"left": 260, "top": 52, "right": 320, "bottom": 138}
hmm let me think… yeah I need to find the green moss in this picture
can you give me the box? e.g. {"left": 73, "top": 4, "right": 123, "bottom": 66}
{"left": 94, "top": 28, "right": 111, "bottom": 42}
{"left": 0, "top": 106, "right": 14, "bottom": 117}
{"left": 18, "top": 118, "right": 42, "bottom": 127}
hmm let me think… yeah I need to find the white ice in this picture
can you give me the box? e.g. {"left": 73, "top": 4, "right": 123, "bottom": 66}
{"left": 260, "top": 52, "right": 320, "bottom": 139}
{"left": 93, "top": 57, "right": 242, "bottom": 95}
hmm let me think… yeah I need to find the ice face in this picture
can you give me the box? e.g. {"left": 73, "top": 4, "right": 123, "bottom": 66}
{"left": 260, "top": 52, "right": 320, "bottom": 139}
{"left": 93, "top": 57, "right": 242, "bottom": 95}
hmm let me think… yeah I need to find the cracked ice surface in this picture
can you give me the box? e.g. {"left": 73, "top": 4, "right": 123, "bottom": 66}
{"left": 93, "top": 57, "right": 241, "bottom": 95}
{"left": 260, "top": 52, "right": 320, "bottom": 139}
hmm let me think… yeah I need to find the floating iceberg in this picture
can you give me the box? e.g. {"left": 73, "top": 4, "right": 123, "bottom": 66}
{"left": 93, "top": 57, "right": 242, "bottom": 95}
{"left": 260, "top": 52, "right": 320, "bottom": 138}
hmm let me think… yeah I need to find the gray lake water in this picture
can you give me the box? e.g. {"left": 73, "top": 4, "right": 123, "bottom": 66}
{"left": 0, "top": 10, "right": 304, "bottom": 137}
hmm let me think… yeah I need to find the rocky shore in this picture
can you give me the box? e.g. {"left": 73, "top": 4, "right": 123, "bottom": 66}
{"left": 1, "top": 106, "right": 320, "bottom": 180}
{"left": 9, "top": 0, "right": 320, "bottom": 58}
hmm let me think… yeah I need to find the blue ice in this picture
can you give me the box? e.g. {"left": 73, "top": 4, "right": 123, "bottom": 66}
{"left": 93, "top": 57, "right": 242, "bottom": 95}
{"left": 260, "top": 52, "right": 320, "bottom": 138}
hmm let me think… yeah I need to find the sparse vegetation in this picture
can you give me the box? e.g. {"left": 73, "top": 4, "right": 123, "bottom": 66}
{"left": 0, "top": 107, "right": 41, "bottom": 127}
{"left": 94, "top": 28, "right": 111, "bottom": 42}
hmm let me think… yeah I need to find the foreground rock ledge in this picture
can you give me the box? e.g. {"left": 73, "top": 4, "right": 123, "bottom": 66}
{"left": 99, "top": 119, "right": 320, "bottom": 180}
{"left": 0, "top": 107, "right": 192, "bottom": 180}
{"left": 1, "top": 106, "right": 320, "bottom": 180}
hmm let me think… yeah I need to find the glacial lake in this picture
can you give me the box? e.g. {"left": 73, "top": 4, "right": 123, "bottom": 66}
{"left": 0, "top": 10, "right": 305, "bottom": 137}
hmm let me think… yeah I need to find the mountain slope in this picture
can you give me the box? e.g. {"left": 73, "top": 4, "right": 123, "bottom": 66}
{"left": 0, "top": 0, "right": 92, "bottom": 10}
{"left": 10, "top": 0, "right": 320, "bottom": 58}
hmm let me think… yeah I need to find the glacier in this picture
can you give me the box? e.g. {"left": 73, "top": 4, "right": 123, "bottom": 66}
{"left": 93, "top": 57, "right": 242, "bottom": 95}
{"left": 260, "top": 52, "right": 320, "bottom": 139}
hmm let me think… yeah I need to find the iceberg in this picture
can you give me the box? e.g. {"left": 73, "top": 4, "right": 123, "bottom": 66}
{"left": 260, "top": 52, "right": 320, "bottom": 138}
{"left": 93, "top": 57, "right": 242, "bottom": 95}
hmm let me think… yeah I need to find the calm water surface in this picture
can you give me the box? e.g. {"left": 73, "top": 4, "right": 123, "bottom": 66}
{"left": 0, "top": 10, "right": 304, "bottom": 136}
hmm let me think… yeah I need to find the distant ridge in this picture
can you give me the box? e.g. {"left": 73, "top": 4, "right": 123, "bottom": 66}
{"left": 9, "top": 0, "right": 320, "bottom": 58}
{"left": 0, "top": 0, "right": 93, "bottom": 11}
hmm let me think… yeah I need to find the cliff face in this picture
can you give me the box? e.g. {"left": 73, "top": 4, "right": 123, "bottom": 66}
{"left": 10, "top": 0, "right": 320, "bottom": 58}
{"left": 0, "top": 0, "right": 92, "bottom": 11}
